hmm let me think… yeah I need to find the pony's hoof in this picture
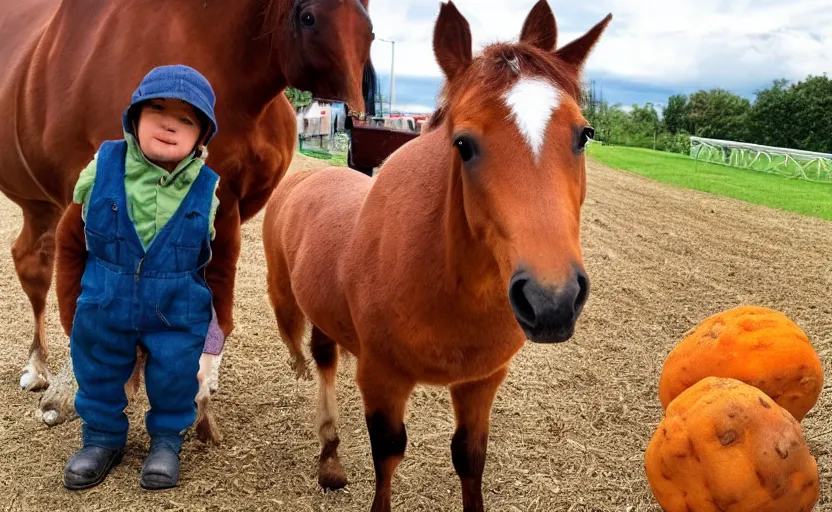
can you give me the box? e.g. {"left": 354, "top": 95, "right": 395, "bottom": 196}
{"left": 318, "top": 455, "right": 348, "bottom": 491}
{"left": 38, "top": 399, "right": 76, "bottom": 427}
{"left": 42, "top": 409, "right": 60, "bottom": 426}
{"left": 38, "top": 358, "right": 78, "bottom": 426}
{"left": 290, "top": 358, "right": 313, "bottom": 381}
{"left": 20, "top": 364, "right": 49, "bottom": 391}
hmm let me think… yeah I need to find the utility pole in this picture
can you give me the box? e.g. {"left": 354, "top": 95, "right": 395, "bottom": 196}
{"left": 378, "top": 38, "right": 396, "bottom": 115}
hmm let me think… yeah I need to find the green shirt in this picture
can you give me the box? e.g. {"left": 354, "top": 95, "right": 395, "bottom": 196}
{"left": 73, "top": 133, "right": 220, "bottom": 248}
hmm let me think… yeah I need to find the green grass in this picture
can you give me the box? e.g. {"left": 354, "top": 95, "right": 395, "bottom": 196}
{"left": 299, "top": 148, "right": 347, "bottom": 167}
{"left": 586, "top": 144, "right": 832, "bottom": 221}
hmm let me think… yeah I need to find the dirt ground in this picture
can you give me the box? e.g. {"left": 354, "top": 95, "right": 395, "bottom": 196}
{"left": 0, "top": 152, "right": 829, "bottom": 511}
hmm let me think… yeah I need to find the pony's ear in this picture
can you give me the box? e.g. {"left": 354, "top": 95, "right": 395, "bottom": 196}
{"left": 520, "top": 0, "right": 557, "bottom": 52}
{"left": 556, "top": 13, "right": 612, "bottom": 71}
{"left": 433, "top": 1, "right": 472, "bottom": 81}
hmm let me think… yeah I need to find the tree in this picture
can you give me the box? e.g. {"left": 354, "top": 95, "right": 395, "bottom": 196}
{"left": 750, "top": 75, "right": 832, "bottom": 153}
{"left": 285, "top": 87, "right": 313, "bottom": 110}
{"left": 687, "top": 89, "right": 752, "bottom": 142}
{"left": 663, "top": 94, "right": 689, "bottom": 134}
{"left": 578, "top": 72, "right": 830, "bottom": 155}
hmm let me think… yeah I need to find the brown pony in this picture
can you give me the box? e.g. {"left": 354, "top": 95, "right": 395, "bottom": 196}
{"left": 0, "top": 0, "right": 374, "bottom": 436}
{"left": 262, "top": 1, "right": 611, "bottom": 510}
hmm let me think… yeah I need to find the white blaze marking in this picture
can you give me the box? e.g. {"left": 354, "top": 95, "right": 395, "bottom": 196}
{"left": 503, "top": 77, "right": 561, "bottom": 160}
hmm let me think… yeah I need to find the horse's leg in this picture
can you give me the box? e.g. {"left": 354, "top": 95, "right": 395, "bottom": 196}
{"left": 357, "top": 360, "right": 415, "bottom": 512}
{"left": 194, "top": 351, "right": 223, "bottom": 444}
{"left": 192, "top": 205, "right": 241, "bottom": 444}
{"left": 310, "top": 326, "right": 348, "bottom": 490}
{"left": 205, "top": 203, "right": 240, "bottom": 336}
{"left": 14, "top": 201, "right": 61, "bottom": 391}
{"left": 448, "top": 366, "right": 509, "bottom": 512}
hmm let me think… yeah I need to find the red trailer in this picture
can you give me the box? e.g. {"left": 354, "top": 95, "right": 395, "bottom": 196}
{"left": 347, "top": 121, "right": 421, "bottom": 176}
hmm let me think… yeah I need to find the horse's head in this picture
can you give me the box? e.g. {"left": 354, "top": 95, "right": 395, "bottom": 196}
{"left": 433, "top": 1, "right": 611, "bottom": 343}
{"left": 270, "top": 0, "right": 374, "bottom": 113}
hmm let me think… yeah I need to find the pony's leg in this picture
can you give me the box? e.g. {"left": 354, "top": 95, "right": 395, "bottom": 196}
{"left": 39, "top": 357, "right": 77, "bottom": 425}
{"left": 449, "top": 366, "right": 509, "bottom": 512}
{"left": 310, "top": 326, "right": 348, "bottom": 490}
{"left": 41, "top": 326, "right": 148, "bottom": 429}
{"left": 124, "top": 347, "right": 146, "bottom": 402}
{"left": 266, "top": 255, "right": 310, "bottom": 380}
{"left": 13, "top": 201, "right": 61, "bottom": 391}
{"left": 277, "top": 299, "right": 309, "bottom": 380}
{"left": 357, "top": 360, "right": 415, "bottom": 512}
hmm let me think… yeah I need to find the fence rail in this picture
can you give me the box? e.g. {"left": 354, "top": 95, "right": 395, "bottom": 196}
{"left": 689, "top": 136, "right": 832, "bottom": 183}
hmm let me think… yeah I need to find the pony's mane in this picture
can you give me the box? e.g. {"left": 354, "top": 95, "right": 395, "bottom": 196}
{"left": 426, "top": 43, "right": 582, "bottom": 133}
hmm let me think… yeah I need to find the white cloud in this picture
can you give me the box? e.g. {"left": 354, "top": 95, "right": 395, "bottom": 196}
{"left": 368, "top": 0, "right": 832, "bottom": 93}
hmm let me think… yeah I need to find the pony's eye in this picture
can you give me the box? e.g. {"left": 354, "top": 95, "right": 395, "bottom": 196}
{"left": 454, "top": 136, "right": 478, "bottom": 163}
{"left": 578, "top": 126, "right": 595, "bottom": 152}
{"left": 300, "top": 12, "right": 316, "bottom": 29}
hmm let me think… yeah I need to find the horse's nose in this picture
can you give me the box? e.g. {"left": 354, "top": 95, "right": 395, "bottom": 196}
{"left": 508, "top": 267, "right": 589, "bottom": 343}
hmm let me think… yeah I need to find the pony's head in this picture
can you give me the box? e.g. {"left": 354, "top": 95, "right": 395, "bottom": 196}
{"left": 268, "top": 0, "right": 375, "bottom": 113}
{"left": 433, "top": 1, "right": 611, "bottom": 343}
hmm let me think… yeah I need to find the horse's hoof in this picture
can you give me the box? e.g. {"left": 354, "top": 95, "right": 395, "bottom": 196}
{"left": 195, "top": 396, "right": 223, "bottom": 445}
{"left": 20, "top": 364, "right": 49, "bottom": 392}
{"left": 208, "top": 352, "right": 223, "bottom": 394}
{"left": 195, "top": 416, "right": 223, "bottom": 445}
{"left": 198, "top": 352, "right": 223, "bottom": 396}
{"left": 318, "top": 455, "right": 348, "bottom": 491}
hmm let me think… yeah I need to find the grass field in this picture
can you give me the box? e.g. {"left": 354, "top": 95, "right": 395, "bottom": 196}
{"left": 587, "top": 144, "right": 832, "bottom": 221}
{"left": 299, "top": 148, "right": 348, "bottom": 167}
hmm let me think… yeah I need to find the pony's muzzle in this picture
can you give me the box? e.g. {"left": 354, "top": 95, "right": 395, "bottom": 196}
{"left": 508, "top": 267, "right": 589, "bottom": 343}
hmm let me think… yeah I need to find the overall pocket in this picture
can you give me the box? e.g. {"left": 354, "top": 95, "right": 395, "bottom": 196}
{"left": 172, "top": 245, "right": 202, "bottom": 273}
{"left": 187, "top": 273, "right": 213, "bottom": 325}
{"left": 85, "top": 198, "right": 122, "bottom": 264}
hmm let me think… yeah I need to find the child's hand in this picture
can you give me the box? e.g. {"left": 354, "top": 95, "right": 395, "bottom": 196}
{"left": 55, "top": 203, "right": 87, "bottom": 337}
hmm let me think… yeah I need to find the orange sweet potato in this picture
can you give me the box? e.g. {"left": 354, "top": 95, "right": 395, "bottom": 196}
{"left": 646, "top": 377, "right": 819, "bottom": 512}
{"left": 659, "top": 305, "right": 823, "bottom": 421}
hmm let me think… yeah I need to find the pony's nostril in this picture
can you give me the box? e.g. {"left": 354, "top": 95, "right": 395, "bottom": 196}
{"left": 509, "top": 277, "right": 536, "bottom": 327}
{"left": 575, "top": 272, "right": 589, "bottom": 310}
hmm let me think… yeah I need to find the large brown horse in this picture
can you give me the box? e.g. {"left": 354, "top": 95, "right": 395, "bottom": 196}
{"left": 262, "top": 2, "right": 611, "bottom": 510}
{"left": 0, "top": 0, "right": 374, "bottom": 438}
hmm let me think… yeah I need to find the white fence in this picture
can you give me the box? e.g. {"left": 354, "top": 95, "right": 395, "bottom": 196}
{"left": 689, "top": 136, "right": 832, "bottom": 183}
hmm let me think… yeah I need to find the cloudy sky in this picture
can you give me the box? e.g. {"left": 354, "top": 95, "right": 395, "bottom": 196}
{"left": 365, "top": 0, "right": 832, "bottom": 113}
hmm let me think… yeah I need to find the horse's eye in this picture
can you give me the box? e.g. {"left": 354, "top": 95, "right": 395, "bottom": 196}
{"left": 454, "top": 136, "right": 478, "bottom": 163}
{"left": 578, "top": 126, "right": 595, "bottom": 151}
{"left": 300, "top": 12, "right": 316, "bottom": 29}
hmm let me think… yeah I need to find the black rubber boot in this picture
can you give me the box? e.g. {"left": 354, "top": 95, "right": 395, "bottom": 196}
{"left": 140, "top": 442, "right": 181, "bottom": 490}
{"left": 63, "top": 445, "right": 124, "bottom": 490}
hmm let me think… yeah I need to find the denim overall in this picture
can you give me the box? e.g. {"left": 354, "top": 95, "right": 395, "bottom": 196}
{"left": 70, "top": 139, "right": 218, "bottom": 451}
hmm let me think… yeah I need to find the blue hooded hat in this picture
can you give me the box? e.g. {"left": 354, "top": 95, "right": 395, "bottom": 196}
{"left": 122, "top": 64, "right": 219, "bottom": 144}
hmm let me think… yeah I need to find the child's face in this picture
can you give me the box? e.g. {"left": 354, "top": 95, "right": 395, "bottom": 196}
{"left": 136, "top": 99, "right": 202, "bottom": 168}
